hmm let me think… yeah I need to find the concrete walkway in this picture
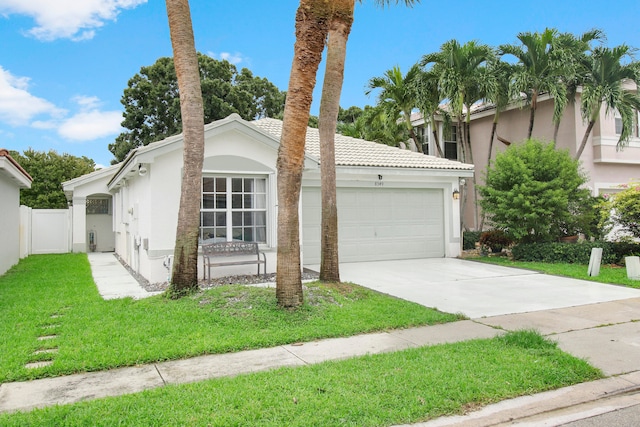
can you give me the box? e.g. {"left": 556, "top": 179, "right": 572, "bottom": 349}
{"left": 88, "top": 252, "right": 163, "bottom": 299}
{"left": 1, "top": 255, "right": 640, "bottom": 426}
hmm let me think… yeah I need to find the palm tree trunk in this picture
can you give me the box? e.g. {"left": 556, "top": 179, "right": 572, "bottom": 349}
{"left": 553, "top": 121, "right": 560, "bottom": 142}
{"left": 575, "top": 120, "right": 596, "bottom": 160}
{"left": 408, "top": 126, "right": 423, "bottom": 153}
{"left": 166, "top": 0, "right": 205, "bottom": 298}
{"left": 276, "top": 1, "right": 330, "bottom": 308}
{"left": 431, "top": 115, "right": 444, "bottom": 157}
{"left": 319, "top": 1, "right": 354, "bottom": 283}
{"left": 527, "top": 91, "right": 538, "bottom": 139}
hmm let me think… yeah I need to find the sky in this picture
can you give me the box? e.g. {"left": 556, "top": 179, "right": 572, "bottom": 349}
{"left": 1, "top": 1, "right": 639, "bottom": 168}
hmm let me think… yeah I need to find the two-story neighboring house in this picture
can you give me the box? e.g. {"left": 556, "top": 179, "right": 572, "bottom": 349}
{"left": 412, "top": 84, "right": 640, "bottom": 231}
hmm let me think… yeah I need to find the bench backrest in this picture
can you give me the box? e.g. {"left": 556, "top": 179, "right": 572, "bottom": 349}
{"left": 201, "top": 241, "right": 259, "bottom": 257}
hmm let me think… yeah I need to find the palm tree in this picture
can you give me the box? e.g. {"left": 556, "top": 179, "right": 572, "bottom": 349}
{"left": 500, "top": 29, "right": 560, "bottom": 139}
{"left": 317, "top": 0, "right": 354, "bottom": 283}
{"left": 411, "top": 68, "right": 445, "bottom": 157}
{"left": 575, "top": 45, "right": 640, "bottom": 160}
{"left": 498, "top": 28, "right": 603, "bottom": 140}
{"left": 317, "top": 0, "right": 418, "bottom": 283}
{"left": 484, "top": 58, "right": 514, "bottom": 166}
{"left": 421, "top": 39, "right": 494, "bottom": 163}
{"left": 366, "top": 64, "right": 423, "bottom": 152}
{"left": 276, "top": 1, "right": 330, "bottom": 308}
{"left": 165, "top": 0, "right": 205, "bottom": 297}
{"left": 551, "top": 30, "right": 605, "bottom": 142}
{"left": 421, "top": 39, "right": 494, "bottom": 230}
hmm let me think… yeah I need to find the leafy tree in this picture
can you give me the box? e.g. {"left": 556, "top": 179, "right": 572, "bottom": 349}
{"left": 575, "top": 45, "right": 640, "bottom": 160}
{"left": 479, "top": 139, "right": 589, "bottom": 243}
{"left": 9, "top": 149, "right": 95, "bottom": 209}
{"left": 109, "top": 54, "right": 285, "bottom": 163}
{"left": 601, "top": 182, "right": 640, "bottom": 239}
{"left": 339, "top": 104, "right": 409, "bottom": 145}
{"left": 165, "top": 0, "right": 205, "bottom": 297}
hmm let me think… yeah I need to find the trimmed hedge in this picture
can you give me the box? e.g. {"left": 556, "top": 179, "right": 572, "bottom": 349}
{"left": 511, "top": 241, "right": 640, "bottom": 264}
{"left": 463, "top": 231, "right": 482, "bottom": 250}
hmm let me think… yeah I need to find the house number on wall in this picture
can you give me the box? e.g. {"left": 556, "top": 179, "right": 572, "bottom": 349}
{"left": 374, "top": 181, "right": 384, "bottom": 187}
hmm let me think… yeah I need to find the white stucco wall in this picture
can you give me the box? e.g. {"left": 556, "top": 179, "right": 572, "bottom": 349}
{"left": 0, "top": 175, "right": 21, "bottom": 275}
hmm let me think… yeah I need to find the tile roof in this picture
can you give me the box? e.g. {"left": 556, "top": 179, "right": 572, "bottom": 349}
{"left": 252, "top": 118, "right": 474, "bottom": 171}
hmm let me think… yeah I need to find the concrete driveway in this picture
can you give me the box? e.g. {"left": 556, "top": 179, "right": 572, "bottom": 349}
{"left": 313, "top": 258, "right": 640, "bottom": 318}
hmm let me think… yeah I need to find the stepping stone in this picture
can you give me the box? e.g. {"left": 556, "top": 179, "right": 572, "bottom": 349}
{"left": 25, "top": 361, "right": 53, "bottom": 369}
{"left": 50, "top": 314, "right": 62, "bottom": 319}
{"left": 41, "top": 324, "right": 60, "bottom": 329}
{"left": 37, "top": 335, "right": 57, "bottom": 341}
{"left": 33, "top": 348, "right": 58, "bottom": 355}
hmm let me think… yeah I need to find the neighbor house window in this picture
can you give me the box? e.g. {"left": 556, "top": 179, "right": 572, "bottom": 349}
{"left": 615, "top": 110, "right": 640, "bottom": 137}
{"left": 201, "top": 177, "right": 267, "bottom": 243}
{"left": 444, "top": 125, "right": 458, "bottom": 161}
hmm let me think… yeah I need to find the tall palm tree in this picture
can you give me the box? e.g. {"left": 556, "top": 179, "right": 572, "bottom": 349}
{"left": 421, "top": 39, "right": 493, "bottom": 229}
{"left": 366, "top": 64, "right": 423, "bottom": 152}
{"left": 484, "top": 58, "right": 514, "bottom": 166}
{"left": 317, "top": 0, "right": 418, "bottom": 283}
{"left": 575, "top": 45, "right": 640, "bottom": 160}
{"left": 551, "top": 30, "right": 604, "bottom": 142}
{"left": 421, "top": 39, "right": 494, "bottom": 163}
{"left": 276, "top": 0, "right": 330, "bottom": 308}
{"left": 498, "top": 28, "right": 599, "bottom": 140}
{"left": 317, "top": 0, "right": 354, "bottom": 283}
{"left": 411, "top": 68, "right": 445, "bottom": 157}
{"left": 165, "top": 0, "right": 205, "bottom": 297}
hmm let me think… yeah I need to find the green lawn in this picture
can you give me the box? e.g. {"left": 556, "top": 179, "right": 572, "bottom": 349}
{"left": 0, "top": 330, "right": 601, "bottom": 426}
{"left": 473, "top": 256, "right": 640, "bottom": 288}
{"left": 0, "top": 254, "right": 462, "bottom": 383}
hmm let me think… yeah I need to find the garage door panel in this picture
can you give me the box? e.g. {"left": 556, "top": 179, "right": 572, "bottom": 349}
{"left": 302, "top": 187, "right": 444, "bottom": 264}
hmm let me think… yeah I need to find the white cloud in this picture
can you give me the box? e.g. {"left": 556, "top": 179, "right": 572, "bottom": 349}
{"left": 0, "top": 66, "right": 65, "bottom": 125}
{"left": 208, "top": 51, "right": 246, "bottom": 65}
{"left": 0, "top": 0, "right": 147, "bottom": 41}
{"left": 58, "top": 97, "right": 122, "bottom": 141}
{"left": 0, "top": 66, "right": 122, "bottom": 141}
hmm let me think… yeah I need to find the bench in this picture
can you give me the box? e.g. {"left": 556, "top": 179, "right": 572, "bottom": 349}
{"left": 201, "top": 241, "right": 266, "bottom": 283}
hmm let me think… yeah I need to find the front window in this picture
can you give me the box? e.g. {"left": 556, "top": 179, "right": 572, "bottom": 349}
{"left": 201, "top": 177, "right": 267, "bottom": 243}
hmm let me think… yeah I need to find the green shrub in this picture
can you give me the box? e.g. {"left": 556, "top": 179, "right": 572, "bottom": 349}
{"left": 463, "top": 231, "right": 482, "bottom": 250}
{"left": 511, "top": 241, "right": 640, "bottom": 264}
{"left": 479, "top": 139, "right": 589, "bottom": 243}
{"left": 601, "top": 182, "right": 640, "bottom": 239}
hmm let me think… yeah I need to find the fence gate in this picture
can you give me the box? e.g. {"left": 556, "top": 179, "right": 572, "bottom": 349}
{"left": 30, "top": 209, "right": 71, "bottom": 254}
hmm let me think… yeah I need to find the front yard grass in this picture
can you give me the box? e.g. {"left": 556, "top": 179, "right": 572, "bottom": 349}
{"left": 0, "top": 330, "right": 601, "bottom": 426}
{"left": 473, "top": 256, "right": 640, "bottom": 288}
{"left": 0, "top": 254, "right": 463, "bottom": 384}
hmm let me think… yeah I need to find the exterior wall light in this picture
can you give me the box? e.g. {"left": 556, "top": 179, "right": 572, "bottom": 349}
{"left": 453, "top": 189, "right": 460, "bottom": 200}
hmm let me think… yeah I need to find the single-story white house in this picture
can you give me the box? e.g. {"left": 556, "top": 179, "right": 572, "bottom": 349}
{"left": 63, "top": 114, "right": 474, "bottom": 284}
{"left": 0, "top": 149, "right": 32, "bottom": 276}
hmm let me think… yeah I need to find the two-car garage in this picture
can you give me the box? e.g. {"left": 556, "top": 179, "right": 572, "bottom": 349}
{"left": 302, "top": 186, "right": 445, "bottom": 265}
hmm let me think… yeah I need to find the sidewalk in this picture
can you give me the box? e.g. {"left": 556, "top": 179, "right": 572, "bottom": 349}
{"left": 1, "top": 254, "right": 640, "bottom": 426}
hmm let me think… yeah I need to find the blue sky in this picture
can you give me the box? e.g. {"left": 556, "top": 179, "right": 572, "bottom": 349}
{"left": 1, "top": 0, "right": 639, "bottom": 167}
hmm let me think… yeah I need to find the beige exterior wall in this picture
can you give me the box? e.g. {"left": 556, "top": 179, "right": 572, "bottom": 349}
{"left": 422, "top": 90, "right": 640, "bottom": 231}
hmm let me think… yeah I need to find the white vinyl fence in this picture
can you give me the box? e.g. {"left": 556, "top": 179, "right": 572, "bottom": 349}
{"left": 19, "top": 206, "right": 71, "bottom": 257}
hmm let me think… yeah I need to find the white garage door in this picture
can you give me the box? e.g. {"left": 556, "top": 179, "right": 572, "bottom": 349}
{"left": 302, "top": 187, "right": 444, "bottom": 265}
